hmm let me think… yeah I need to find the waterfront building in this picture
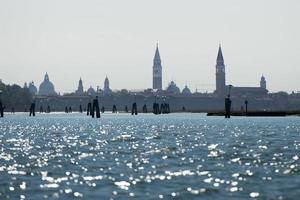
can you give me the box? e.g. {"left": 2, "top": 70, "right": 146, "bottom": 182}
{"left": 38, "top": 73, "right": 57, "bottom": 96}
{"left": 228, "top": 74, "right": 268, "bottom": 97}
{"left": 230, "top": 86, "right": 268, "bottom": 97}
{"left": 215, "top": 45, "right": 268, "bottom": 97}
{"left": 153, "top": 44, "right": 162, "bottom": 90}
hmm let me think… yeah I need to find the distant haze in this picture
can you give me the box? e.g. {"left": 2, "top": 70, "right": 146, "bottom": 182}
{"left": 0, "top": 0, "right": 299, "bottom": 93}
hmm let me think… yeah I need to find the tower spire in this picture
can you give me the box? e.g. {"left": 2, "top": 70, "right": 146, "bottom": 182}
{"left": 152, "top": 44, "right": 162, "bottom": 90}
{"left": 154, "top": 44, "right": 161, "bottom": 62}
{"left": 215, "top": 44, "right": 226, "bottom": 97}
{"left": 217, "top": 44, "right": 224, "bottom": 62}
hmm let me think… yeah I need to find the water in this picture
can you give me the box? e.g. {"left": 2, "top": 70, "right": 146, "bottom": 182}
{"left": 0, "top": 113, "right": 299, "bottom": 199}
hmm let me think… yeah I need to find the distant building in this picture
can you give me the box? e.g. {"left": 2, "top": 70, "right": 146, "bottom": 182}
{"left": 87, "top": 86, "right": 96, "bottom": 96}
{"left": 76, "top": 78, "right": 84, "bottom": 95}
{"left": 182, "top": 85, "right": 192, "bottom": 96}
{"left": 229, "top": 86, "right": 268, "bottom": 97}
{"left": 28, "top": 81, "right": 38, "bottom": 95}
{"left": 166, "top": 81, "right": 180, "bottom": 94}
{"left": 39, "top": 73, "right": 57, "bottom": 96}
{"left": 153, "top": 44, "right": 162, "bottom": 90}
{"left": 229, "top": 75, "right": 268, "bottom": 97}
{"left": 215, "top": 45, "right": 268, "bottom": 97}
{"left": 103, "top": 76, "right": 112, "bottom": 95}
{"left": 260, "top": 75, "right": 266, "bottom": 90}
{"left": 215, "top": 45, "right": 226, "bottom": 97}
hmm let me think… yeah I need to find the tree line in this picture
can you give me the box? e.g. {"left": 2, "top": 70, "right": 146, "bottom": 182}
{"left": 0, "top": 80, "right": 33, "bottom": 111}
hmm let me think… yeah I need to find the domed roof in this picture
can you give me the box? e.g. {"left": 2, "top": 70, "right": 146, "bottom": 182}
{"left": 38, "top": 73, "right": 57, "bottom": 96}
{"left": 182, "top": 85, "right": 191, "bottom": 95}
{"left": 87, "top": 86, "right": 96, "bottom": 95}
{"left": 166, "top": 81, "right": 180, "bottom": 94}
{"left": 28, "top": 81, "right": 38, "bottom": 95}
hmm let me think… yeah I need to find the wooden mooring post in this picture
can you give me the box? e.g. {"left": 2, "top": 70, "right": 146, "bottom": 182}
{"left": 29, "top": 102, "right": 36, "bottom": 117}
{"left": 142, "top": 104, "right": 147, "bottom": 113}
{"left": 131, "top": 102, "right": 138, "bottom": 115}
{"left": 0, "top": 101, "right": 5, "bottom": 118}
{"left": 112, "top": 105, "right": 117, "bottom": 113}
{"left": 92, "top": 96, "right": 100, "bottom": 118}
{"left": 87, "top": 102, "right": 92, "bottom": 115}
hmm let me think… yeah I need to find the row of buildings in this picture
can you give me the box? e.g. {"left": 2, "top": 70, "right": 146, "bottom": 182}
{"left": 26, "top": 44, "right": 267, "bottom": 98}
{"left": 26, "top": 74, "right": 113, "bottom": 96}
{"left": 152, "top": 44, "right": 268, "bottom": 97}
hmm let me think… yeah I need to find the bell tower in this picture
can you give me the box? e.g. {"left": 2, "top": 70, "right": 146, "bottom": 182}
{"left": 153, "top": 44, "right": 162, "bottom": 90}
{"left": 260, "top": 75, "right": 266, "bottom": 89}
{"left": 215, "top": 44, "right": 226, "bottom": 97}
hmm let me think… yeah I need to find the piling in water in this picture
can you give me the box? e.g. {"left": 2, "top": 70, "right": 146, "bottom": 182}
{"left": 166, "top": 104, "right": 170, "bottom": 113}
{"left": 65, "top": 106, "right": 69, "bottom": 113}
{"left": 245, "top": 100, "right": 248, "bottom": 115}
{"left": 125, "top": 106, "right": 128, "bottom": 113}
{"left": 112, "top": 105, "right": 117, "bottom": 113}
{"left": 159, "top": 103, "right": 170, "bottom": 114}
{"left": 40, "top": 106, "right": 44, "bottom": 113}
{"left": 0, "top": 101, "right": 5, "bottom": 117}
{"left": 142, "top": 104, "right": 147, "bottom": 113}
{"left": 92, "top": 96, "right": 100, "bottom": 118}
{"left": 91, "top": 103, "right": 95, "bottom": 118}
{"left": 153, "top": 103, "right": 160, "bottom": 115}
{"left": 29, "top": 102, "right": 36, "bottom": 117}
{"left": 225, "top": 96, "right": 232, "bottom": 118}
{"left": 79, "top": 105, "right": 83, "bottom": 113}
{"left": 87, "top": 103, "right": 92, "bottom": 115}
{"left": 131, "top": 103, "right": 138, "bottom": 115}
{"left": 46, "top": 106, "right": 51, "bottom": 113}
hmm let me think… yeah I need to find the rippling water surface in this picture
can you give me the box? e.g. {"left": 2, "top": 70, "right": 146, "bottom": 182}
{"left": 0, "top": 113, "right": 299, "bottom": 199}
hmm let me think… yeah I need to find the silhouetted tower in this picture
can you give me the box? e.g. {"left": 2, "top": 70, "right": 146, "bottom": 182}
{"left": 260, "top": 75, "right": 266, "bottom": 90}
{"left": 76, "top": 78, "right": 84, "bottom": 95}
{"left": 104, "top": 76, "right": 109, "bottom": 90}
{"left": 103, "top": 76, "right": 112, "bottom": 94}
{"left": 215, "top": 45, "right": 226, "bottom": 97}
{"left": 153, "top": 44, "right": 162, "bottom": 90}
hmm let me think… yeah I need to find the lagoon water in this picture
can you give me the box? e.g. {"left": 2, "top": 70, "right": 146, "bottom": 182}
{"left": 0, "top": 113, "right": 299, "bottom": 199}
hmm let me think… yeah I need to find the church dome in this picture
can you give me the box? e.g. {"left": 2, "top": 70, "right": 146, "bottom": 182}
{"left": 28, "top": 81, "right": 38, "bottom": 95}
{"left": 38, "top": 73, "right": 57, "bottom": 96}
{"left": 87, "top": 86, "right": 96, "bottom": 95}
{"left": 182, "top": 85, "right": 191, "bottom": 95}
{"left": 166, "top": 81, "right": 180, "bottom": 94}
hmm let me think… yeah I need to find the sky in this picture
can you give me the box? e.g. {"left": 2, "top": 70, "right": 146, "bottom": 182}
{"left": 0, "top": 0, "right": 299, "bottom": 93}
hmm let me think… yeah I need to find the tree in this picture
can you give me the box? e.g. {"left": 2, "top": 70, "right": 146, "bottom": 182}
{"left": 0, "top": 81, "right": 33, "bottom": 111}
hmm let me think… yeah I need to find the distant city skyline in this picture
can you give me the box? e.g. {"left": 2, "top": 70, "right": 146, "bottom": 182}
{"left": 0, "top": 0, "right": 299, "bottom": 93}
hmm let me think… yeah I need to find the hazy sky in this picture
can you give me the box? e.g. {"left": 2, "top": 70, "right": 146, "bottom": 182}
{"left": 0, "top": 0, "right": 299, "bottom": 93}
